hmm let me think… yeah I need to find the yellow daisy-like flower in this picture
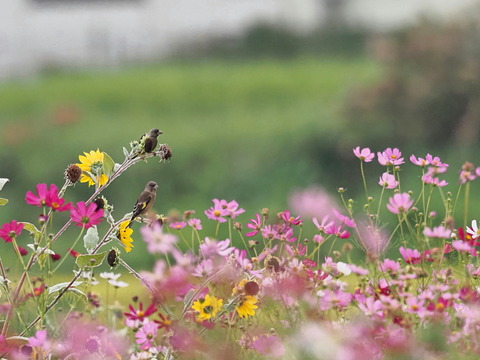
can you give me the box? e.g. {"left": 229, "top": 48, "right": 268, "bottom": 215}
{"left": 77, "top": 149, "right": 109, "bottom": 187}
{"left": 118, "top": 220, "right": 134, "bottom": 253}
{"left": 191, "top": 294, "right": 224, "bottom": 321}
{"left": 235, "top": 295, "right": 258, "bottom": 318}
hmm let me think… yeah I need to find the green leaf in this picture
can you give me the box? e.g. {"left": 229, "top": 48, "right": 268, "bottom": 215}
{"left": 83, "top": 226, "right": 99, "bottom": 253}
{"left": 21, "top": 222, "right": 42, "bottom": 242}
{"left": 75, "top": 251, "right": 108, "bottom": 268}
{"left": 102, "top": 152, "right": 115, "bottom": 177}
{"left": 0, "top": 178, "right": 9, "bottom": 191}
{"left": 48, "top": 281, "right": 86, "bottom": 301}
{"left": 0, "top": 198, "right": 8, "bottom": 206}
{"left": 48, "top": 281, "right": 84, "bottom": 294}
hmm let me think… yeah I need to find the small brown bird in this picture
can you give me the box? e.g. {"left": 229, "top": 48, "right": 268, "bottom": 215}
{"left": 128, "top": 181, "right": 158, "bottom": 227}
{"left": 143, "top": 128, "right": 163, "bottom": 154}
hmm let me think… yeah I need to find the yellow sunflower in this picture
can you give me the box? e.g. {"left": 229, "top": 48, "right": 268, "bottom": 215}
{"left": 118, "top": 220, "right": 134, "bottom": 253}
{"left": 191, "top": 294, "right": 223, "bottom": 321}
{"left": 77, "top": 149, "right": 109, "bottom": 187}
{"left": 235, "top": 295, "right": 258, "bottom": 318}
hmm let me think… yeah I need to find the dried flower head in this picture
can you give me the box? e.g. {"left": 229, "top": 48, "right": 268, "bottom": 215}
{"left": 244, "top": 281, "right": 260, "bottom": 296}
{"left": 65, "top": 163, "right": 82, "bottom": 184}
{"left": 107, "top": 248, "right": 119, "bottom": 268}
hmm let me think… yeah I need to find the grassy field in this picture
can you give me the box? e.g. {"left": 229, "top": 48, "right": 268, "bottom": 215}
{"left": 0, "top": 56, "right": 380, "bottom": 270}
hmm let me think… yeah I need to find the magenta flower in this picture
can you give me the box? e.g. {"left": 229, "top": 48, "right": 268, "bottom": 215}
{"left": 28, "top": 329, "right": 49, "bottom": 348}
{"left": 312, "top": 215, "right": 334, "bottom": 232}
{"left": 0, "top": 220, "right": 24, "bottom": 243}
{"left": 204, "top": 199, "right": 228, "bottom": 223}
{"left": 377, "top": 148, "right": 404, "bottom": 166}
{"left": 124, "top": 302, "right": 157, "bottom": 322}
{"left": 399, "top": 246, "right": 422, "bottom": 264}
{"left": 452, "top": 240, "right": 475, "bottom": 254}
{"left": 25, "top": 183, "right": 50, "bottom": 207}
{"left": 25, "top": 183, "right": 71, "bottom": 211}
{"left": 169, "top": 221, "right": 187, "bottom": 230}
{"left": 245, "top": 213, "right": 262, "bottom": 237}
{"left": 378, "top": 172, "right": 398, "bottom": 189}
{"left": 135, "top": 320, "right": 159, "bottom": 350}
{"left": 70, "top": 201, "right": 104, "bottom": 228}
{"left": 386, "top": 193, "right": 413, "bottom": 214}
{"left": 280, "top": 209, "right": 302, "bottom": 225}
{"left": 423, "top": 226, "right": 452, "bottom": 239}
{"left": 324, "top": 223, "right": 350, "bottom": 238}
{"left": 353, "top": 146, "right": 375, "bottom": 162}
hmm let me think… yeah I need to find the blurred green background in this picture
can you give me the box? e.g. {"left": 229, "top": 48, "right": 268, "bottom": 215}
{"left": 2, "top": 2, "right": 480, "bottom": 272}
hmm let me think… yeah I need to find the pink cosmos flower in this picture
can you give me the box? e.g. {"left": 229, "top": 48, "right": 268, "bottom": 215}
{"left": 386, "top": 193, "right": 413, "bottom": 214}
{"left": 141, "top": 222, "right": 177, "bottom": 255}
{"left": 422, "top": 173, "right": 448, "bottom": 187}
{"left": 286, "top": 242, "right": 307, "bottom": 257}
{"left": 28, "top": 329, "right": 49, "bottom": 349}
{"left": 378, "top": 172, "right": 398, "bottom": 189}
{"left": 70, "top": 201, "right": 104, "bottom": 228}
{"left": 187, "top": 218, "right": 202, "bottom": 230}
{"left": 252, "top": 335, "right": 285, "bottom": 358}
{"left": 333, "top": 209, "right": 356, "bottom": 227}
{"left": 199, "top": 238, "right": 235, "bottom": 258}
{"left": 245, "top": 213, "right": 262, "bottom": 237}
{"left": 25, "top": 183, "right": 72, "bottom": 211}
{"left": 135, "top": 320, "right": 159, "bottom": 350}
{"left": 0, "top": 220, "right": 24, "bottom": 243}
{"left": 377, "top": 148, "right": 404, "bottom": 166}
{"left": 280, "top": 209, "right": 302, "bottom": 225}
{"left": 423, "top": 226, "right": 452, "bottom": 239}
{"left": 353, "top": 146, "right": 375, "bottom": 162}
{"left": 356, "top": 222, "right": 389, "bottom": 257}
{"left": 324, "top": 223, "right": 350, "bottom": 238}
{"left": 452, "top": 240, "right": 475, "bottom": 254}
{"left": 399, "top": 246, "right": 422, "bottom": 264}
{"left": 25, "top": 183, "right": 50, "bottom": 207}
{"left": 223, "top": 200, "right": 245, "bottom": 219}
{"left": 378, "top": 259, "right": 400, "bottom": 273}
{"left": 169, "top": 221, "right": 186, "bottom": 230}
{"left": 425, "top": 154, "right": 448, "bottom": 167}
{"left": 288, "top": 185, "right": 338, "bottom": 220}
{"left": 261, "top": 225, "right": 278, "bottom": 240}
{"left": 204, "top": 199, "right": 228, "bottom": 223}
{"left": 410, "top": 154, "right": 428, "bottom": 167}
{"left": 312, "top": 215, "right": 334, "bottom": 232}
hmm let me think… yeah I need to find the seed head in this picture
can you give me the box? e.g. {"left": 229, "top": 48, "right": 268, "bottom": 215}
{"left": 65, "top": 164, "right": 82, "bottom": 183}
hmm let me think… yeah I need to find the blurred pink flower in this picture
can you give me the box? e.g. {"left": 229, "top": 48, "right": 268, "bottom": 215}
{"left": 353, "top": 146, "right": 375, "bottom": 162}
{"left": 141, "top": 222, "right": 177, "bottom": 255}
{"left": 423, "top": 226, "right": 452, "bottom": 239}
{"left": 252, "top": 335, "right": 285, "bottom": 358}
{"left": 204, "top": 199, "right": 228, "bottom": 223}
{"left": 169, "top": 221, "right": 186, "bottom": 230}
{"left": 187, "top": 218, "right": 202, "bottom": 230}
{"left": 288, "top": 185, "right": 338, "bottom": 220}
{"left": 200, "top": 238, "right": 235, "bottom": 258}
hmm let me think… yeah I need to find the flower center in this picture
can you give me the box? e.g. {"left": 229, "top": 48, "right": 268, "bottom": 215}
{"left": 90, "top": 161, "right": 103, "bottom": 175}
{"left": 213, "top": 210, "right": 221, "bottom": 217}
{"left": 81, "top": 216, "right": 91, "bottom": 224}
{"left": 204, "top": 305, "right": 213, "bottom": 314}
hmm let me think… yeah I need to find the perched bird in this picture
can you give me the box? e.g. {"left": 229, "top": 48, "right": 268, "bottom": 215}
{"left": 128, "top": 181, "right": 158, "bottom": 227}
{"left": 142, "top": 128, "right": 163, "bottom": 154}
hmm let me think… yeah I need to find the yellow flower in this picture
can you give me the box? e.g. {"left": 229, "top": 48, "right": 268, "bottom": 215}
{"left": 77, "top": 149, "right": 109, "bottom": 187}
{"left": 235, "top": 295, "right": 258, "bottom": 318}
{"left": 118, "top": 220, "right": 134, "bottom": 253}
{"left": 191, "top": 294, "right": 223, "bottom": 321}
